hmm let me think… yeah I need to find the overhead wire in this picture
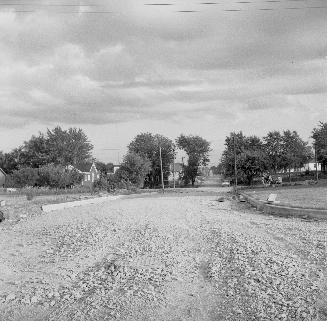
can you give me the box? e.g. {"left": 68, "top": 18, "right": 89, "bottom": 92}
{"left": 0, "top": 0, "right": 326, "bottom": 14}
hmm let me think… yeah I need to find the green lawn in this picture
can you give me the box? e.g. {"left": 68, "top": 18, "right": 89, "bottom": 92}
{"left": 245, "top": 186, "right": 327, "bottom": 209}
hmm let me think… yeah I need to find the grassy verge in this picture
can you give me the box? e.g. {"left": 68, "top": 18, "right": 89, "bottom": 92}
{"left": 244, "top": 185, "right": 327, "bottom": 210}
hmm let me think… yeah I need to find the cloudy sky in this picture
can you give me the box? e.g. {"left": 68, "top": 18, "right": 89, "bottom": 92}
{"left": 0, "top": 0, "right": 326, "bottom": 164}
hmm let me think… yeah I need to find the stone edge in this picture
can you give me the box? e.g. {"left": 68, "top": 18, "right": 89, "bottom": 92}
{"left": 41, "top": 195, "right": 122, "bottom": 213}
{"left": 239, "top": 192, "right": 327, "bottom": 220}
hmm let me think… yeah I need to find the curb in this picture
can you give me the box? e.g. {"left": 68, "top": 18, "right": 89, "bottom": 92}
{"left": 239, "top": 192, "right": 327, "bottom": 220}
{"left": 41, "top": 195, "right": 122, "bottom": 213}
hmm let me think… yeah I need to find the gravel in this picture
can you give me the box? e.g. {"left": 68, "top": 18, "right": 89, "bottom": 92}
{"left": 0, "top": 189, "right": 326, "bottom": 320}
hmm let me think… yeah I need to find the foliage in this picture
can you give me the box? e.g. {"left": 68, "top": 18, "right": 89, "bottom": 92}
{"left": 281, "top": 130, "right": 312, "bottom": 178}
{"left": 211, "top": 164, "right": 223, "bottom": 175}
{"left": 263, "top": 131, "right": 284, "bottom": 173}
{"left": 47, "top": 126, "right": 93, "bottom": 166}
{"left": 11, "top": 167, "right": 39, "bottom": 188}
{"left": 312, "top": 122, "right": 327, "bottom": 172}
{"left": 221, "top": 132, "right": 268, "bottom": 185}
{"left": 38, "top": 164, "right": 83, "bottom": 188}
{"left": 1, "top": 126, "right": 94, "bottom": 173}
{"left": 10, "top": 164, "right": 83, "bottom": 189}
{"left": 19, "top": 133, "right": 50, "bottom": 168}
{"left": 0, "top": 150, "right": 19, "bottom": 174}
{"left": 95, "top": 161, "right": 114, "bottom": 176}
{"left": 176, "top": 134, "right": 211, "bottom": 186}
{"left": 128, "top": 133, "right": 175, "bottom": 188}
{"left": 116, "top": 153, "right": 151, "bottom": 187}
{"left": 221, "top": 130, "right": 312, "bottom": 185}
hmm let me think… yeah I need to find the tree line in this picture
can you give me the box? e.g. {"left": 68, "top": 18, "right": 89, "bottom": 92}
{"left": 0, "top": 127, "right": 211, "bottom": 189}
{"left": 220, "top": 123, "right": 327, "bottom": 185}
{"left": 101, "top": 133, "right": 211, "bottom": 190}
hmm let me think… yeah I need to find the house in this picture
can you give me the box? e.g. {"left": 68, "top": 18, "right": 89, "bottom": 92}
{"left": 301, "top": 161, "right": 321, "bottom": 172}
{"left": 0, "top": 168, "right": 6, "bottom": 188}
{"left": 168, "top": 163, "right": 183, "bottom": 183}
{"left": 68, "top": 162, "right": 100, "bottom": 187}
{"left": 278, "top": 161, "right": 322, "bottom": 173}
{"left": 113, "top": 165, "right": 120, "bottom": 174}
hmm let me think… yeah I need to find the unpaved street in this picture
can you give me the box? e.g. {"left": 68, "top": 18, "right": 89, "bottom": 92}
{"left": 0, "top": 189, "right": 327, "bottom": 320}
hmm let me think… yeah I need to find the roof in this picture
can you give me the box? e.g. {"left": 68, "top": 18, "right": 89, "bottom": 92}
{"left": 0, "top": 168, "right": 6, "bottom": 176}
{"left": 74, "top": 162, "right": 98, "bottom": 173}
{"left": 170, "top": 163, "right": 183, "bottom": 172}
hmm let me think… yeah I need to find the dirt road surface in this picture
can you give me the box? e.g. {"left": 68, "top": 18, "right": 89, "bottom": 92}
{"left": 0, "top": 188, "right": 326, "bottom": 320}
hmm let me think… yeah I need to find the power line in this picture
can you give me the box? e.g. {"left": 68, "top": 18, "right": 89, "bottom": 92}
{"left": 2, "top": 6, "right": 325, "bottom": 14}
{"left": 0, "top": 0, "right": 326, "bottom": 14}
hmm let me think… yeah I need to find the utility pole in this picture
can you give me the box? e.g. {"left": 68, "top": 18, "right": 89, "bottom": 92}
{"left": 173, "top": 150, "right": 176, "bottom": 189}
{"left": 233, "top": 134, "right": 238, "bottom": 191}
{"left": 314, "top": 142, "right": 319, "bottom": 182}
{"left": 159, "top": 146, "right": 165, "bottom": 192}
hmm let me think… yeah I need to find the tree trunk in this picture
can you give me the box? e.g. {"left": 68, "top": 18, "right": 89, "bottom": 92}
{"left": 288, "top": 167, "right": 291, "bottom": 183}
{"left": 191, "top": 178, "right": 195, "bottom": 187}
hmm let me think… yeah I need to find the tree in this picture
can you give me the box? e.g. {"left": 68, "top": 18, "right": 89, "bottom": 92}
{"left": 128, "top": 133, "right": 175, "bottom": 188}
{"left": 281, "top": 130, "right": 312, "bottom": 181}
{"left": 312, "top": 122, "right": 327, "bottom": 172}
{"left": 18, "top": 133, "right": 50, "bottom": 168}
{"left": 176, "top": 134, "right": 211, "bottom": 186}
{"left": 221, "top": 132, "right": 268, "bottom": 185}
{"left": 116, "top": 153, "right": 151, "bottom": 187}
{"left": 47, "top": 126, "right": 93, "bottom": 166}
{"left": 0, "top": 150, "right": 19, "bottom": 173}
{"left": 263, "top": 131, "right": 284, "bottom": 173}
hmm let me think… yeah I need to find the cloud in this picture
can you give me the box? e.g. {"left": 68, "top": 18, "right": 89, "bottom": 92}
{"left": 0, "top": 0, "right": 326, "bottom": 147}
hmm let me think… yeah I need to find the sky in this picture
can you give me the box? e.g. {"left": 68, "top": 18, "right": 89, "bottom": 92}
{"left": 0, "top": 0, "right": 326, "bottom": 164}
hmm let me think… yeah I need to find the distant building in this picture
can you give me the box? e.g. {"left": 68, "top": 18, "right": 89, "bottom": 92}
{"left": 68, "top": 162, "right": 100, "bottom": 187}
{"left": 0, "top": 168, "right": 6, "bottom": 187}
{"left": 168, "top": 163, "right": 183, "bottom": 182}
{"left": 301, "top": 161, "right": 321, "bottom": 172}
{"left": 278, "top": 160, "right": 321, "bottom": 173}
{"left": 113, "top": 165, "right": 121, "bottom": 174}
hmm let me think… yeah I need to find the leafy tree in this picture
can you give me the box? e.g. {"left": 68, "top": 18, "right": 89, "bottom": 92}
{"left": 176, "top": 134, "right": 211, "bottom": 186}
{"left": 221, "top": 132, "right": 268, "bottom": 185}
{"left": 18, "top": 133, "right": 50, "bottom": 168}
{"left": 0, "top": 150, "right": 19, "bottom": 173}
{"left": 263, "top": 131, "right": 284, "bottom": 173}
{"left": 47, "top": 126, "right": 93, "bottom": 166}
{"left": 281, "top": 130, "right": 312, "bottom": 181}
{"left": 116, "top": 153, "right": 151, "bottom": 187}
{"left": 128, "top": 133, "right": 175, "bottom": 188}
{"left": 312, "top": 122, "right": 327, "bottom": 172}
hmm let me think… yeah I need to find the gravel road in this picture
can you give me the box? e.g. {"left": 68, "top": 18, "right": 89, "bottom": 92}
{"left": 0, "top": 189, "right": 326, "bottom": 320}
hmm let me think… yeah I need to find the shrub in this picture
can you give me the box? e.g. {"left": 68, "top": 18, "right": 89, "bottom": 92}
{"left": 38, "top": 164, "right": 83, "bottom": 188}
{"left": 12, "top": 167, "right": 39, "bottom": 188}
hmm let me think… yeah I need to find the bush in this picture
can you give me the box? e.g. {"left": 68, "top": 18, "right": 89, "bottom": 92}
{"left": 38, "top": 164, "right": 83, "bottom": 188}
{"left": 12, "top": 167, "right": 39, "bottom": 188}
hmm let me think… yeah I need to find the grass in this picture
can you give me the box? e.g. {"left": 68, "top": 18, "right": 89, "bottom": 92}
{"left": 245, "top": 185, "right": 327, "bottom": 209}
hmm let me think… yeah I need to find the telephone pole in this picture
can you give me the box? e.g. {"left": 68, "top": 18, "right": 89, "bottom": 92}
{"left": 314, "top": 142, "right": 319, "bottom": 182}
{"left": 172, "top": 149, "right": 176, "bottom": 189}
{"left": 233, "top": 134, "right": 238, "bottom": 191}
{"left": 159, "top": 146, "right": 165, "bottom": 192}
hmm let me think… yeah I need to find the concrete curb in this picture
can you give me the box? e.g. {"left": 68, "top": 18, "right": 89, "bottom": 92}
{"left": 240, "top": 192, "right": 327, "bottom": 220}
{"left": 41, "top": 195, "right": 122, "bottom": 213}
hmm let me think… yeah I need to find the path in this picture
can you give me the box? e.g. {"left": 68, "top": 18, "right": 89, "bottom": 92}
{"left": 0, "top": 189, "right": 326, "bottom": 320}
